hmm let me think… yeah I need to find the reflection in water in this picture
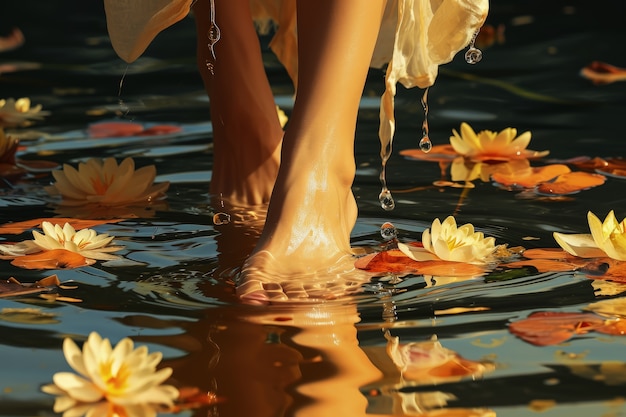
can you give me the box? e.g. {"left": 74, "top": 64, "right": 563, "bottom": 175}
{"left": 121, "top": 299, "right": 495, "bottom": 417}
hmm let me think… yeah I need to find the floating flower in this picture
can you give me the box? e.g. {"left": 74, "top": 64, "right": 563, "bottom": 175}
{"left": 0, "top": 221, "right": 123, "bottom": 261}
{"left": 399, "top": 216, "right": 497, "bottom": 264}
{"left": 32, "top": 222, "right": 123, "bottom": 260}
{"left": 554, "top": 211, "right": 626, "bottom": 261}
{"left": 45, "top": 157, "right": 169, "bottom": 206}
{"left": 0, "top": 97, "right": 49, "bottom": 127}
{"left": 385, "top": 331, "right": 493, "bottom": 382}
{"left": 42, "top": 332, "right": 179, "bottom": 414}
{"left": 450, "top": 122, "right": 548, "bottom": 162}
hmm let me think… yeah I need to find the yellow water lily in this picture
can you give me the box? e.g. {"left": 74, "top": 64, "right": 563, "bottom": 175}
{"left": 450, "top": 122, "right": 548, "bottom": 162}
{"left": 398, "top": 216, "right": 496, "bottom": 264}
{"left": 45, "top": 157, "right": 169, "bottom": 206}
{"left": 0, "top": 97, "right": 49, "bottom": 127}
{"left": 0, "top": 222, "right": 123, "bottom": 261}
{"left": 42, "top": 332, "right": 179, "bottom": 414}
{"left": 554, "top": 211, "right": 626, "bottom": 261}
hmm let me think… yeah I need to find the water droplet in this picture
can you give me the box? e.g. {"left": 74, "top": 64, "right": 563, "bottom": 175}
{"left": 380, "top": 222, "right": 398, "bottom": 241}
{"left": 419, "top": 136, "right": 432, "bottom": 153}
{"left": 465, "top": 47, "right": 483, "bottom": 64}
{"left": 378, "top": 189, "right": 395, "bottom": 211}
{"left": 212, "top": 212, "right": 231, "bottom": 225}
{"left": 420, "top": 88, "right": 432, "bottom": 153}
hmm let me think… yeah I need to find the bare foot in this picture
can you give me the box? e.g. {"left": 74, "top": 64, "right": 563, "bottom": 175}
{"left": 236, "top": 165, "right": 372, "bottom": 302}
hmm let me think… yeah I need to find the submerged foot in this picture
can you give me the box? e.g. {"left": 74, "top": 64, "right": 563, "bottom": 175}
{"left": 236, "top": 250, "right": 373, "bottom": 302}
{"left": 235, "top": 173, "right": 373, "bottom": 302}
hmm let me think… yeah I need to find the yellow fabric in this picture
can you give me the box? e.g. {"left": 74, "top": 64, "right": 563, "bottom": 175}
{"left": 103, "top": 0, "right": 194, "bottom": 63}
{"left": 104, "top": 0, "right": 488, "bottom": 151}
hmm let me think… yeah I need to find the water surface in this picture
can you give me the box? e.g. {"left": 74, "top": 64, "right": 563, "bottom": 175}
{"left": 1, "top": 2, "right": 626, "bottom": 416}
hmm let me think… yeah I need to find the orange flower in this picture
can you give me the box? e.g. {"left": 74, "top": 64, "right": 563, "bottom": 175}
{"left": 46, "top": 157, "right": 169, "bottom": 206}
{"left": 450, "top": 122, "right": 548, "bottom": 162}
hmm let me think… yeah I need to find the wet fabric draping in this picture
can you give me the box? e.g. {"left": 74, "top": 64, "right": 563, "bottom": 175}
{"left": 103, "top": 0, "right": 488, "bottom": 153}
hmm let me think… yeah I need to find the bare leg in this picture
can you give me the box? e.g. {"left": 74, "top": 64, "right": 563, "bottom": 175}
{"left": 193, "top": 0, "right": 283, "bottom": 204}
{"left": 237, "top": 0, "right": 386, "bottom": 301}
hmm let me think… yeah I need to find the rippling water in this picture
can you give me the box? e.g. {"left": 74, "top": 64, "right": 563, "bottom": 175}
{"left": 1, "top": 2, "right": 626, "bottom": 416}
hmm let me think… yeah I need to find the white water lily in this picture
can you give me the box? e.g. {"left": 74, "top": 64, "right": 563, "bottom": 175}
{"left": 0, "top": 97, "right": 49, "bottom": 127}
{"left": 45, "top": 157, "right": 169, "bottom": 206}
{"left": 450, "top": 122, "right": 548, "bottom": 162}
{"left": 554, "top": 210, "right": 626, "bottom": 261}
{"left": 33, "top": 222, "right": 123, "bottom": 260}
{"left": 0, "top": 222, "right": 123, "bottom": 261}
{"left": 42, "top": 332, "right": 179, "bottom": 414}
{"left": 399, "top": 216, "right": 496, "bottom": 264}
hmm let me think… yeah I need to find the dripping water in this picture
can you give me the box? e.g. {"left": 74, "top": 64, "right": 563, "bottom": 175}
{"left": 464, "top": 30, "right": 483, "bottom": 65}
{"left": 419, "top": 87, "right": 432, "bottom": 153}
{"left": 378, "top": 140, "right": 395, "bottom": 211}
{"left": 116, "top": 65, "right": 130, "bottom": 117}
{"left": 380, "top": 221, "right": 398, "bottom": 241}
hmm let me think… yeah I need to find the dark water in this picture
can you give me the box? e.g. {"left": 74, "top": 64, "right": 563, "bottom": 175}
{"left": 1, "top": 1, "right": 626, "bottom": 416}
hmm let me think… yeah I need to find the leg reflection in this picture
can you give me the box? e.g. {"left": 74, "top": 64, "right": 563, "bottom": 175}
{"left": 123, "top": 303, "right": 384, "bottom": 417}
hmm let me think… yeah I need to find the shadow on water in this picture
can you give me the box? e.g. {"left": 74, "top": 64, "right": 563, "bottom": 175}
{"left": 1, "top": 1, "right": 626, "bottom": 416}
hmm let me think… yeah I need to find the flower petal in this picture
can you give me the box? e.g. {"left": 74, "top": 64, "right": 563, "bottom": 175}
{"left": 63, "top": 337, "right": 89, "bottom": 377}
{"left": 52, "top": 372, "right": 103, "bottom": 403}
{"left": 398, "top": 242, "right": 440, "bottom": 262}
{"left": 553, "top": 232, "right": 606, "bottom": 258}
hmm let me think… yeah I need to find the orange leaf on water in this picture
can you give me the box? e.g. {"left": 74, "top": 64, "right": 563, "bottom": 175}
{"left": 536, "top": 171, "right": 606, "bottom": 195}
{"left": 492, "top": 164, "right": 570, "bottom": 188}
{"left": 88, "top": 121, "right": 145, "bottom": 138}
{"left": 503, "top": 259, "right": 581, "bottom": 273}
{"left": 11, "top": 249, "right": 95, "bottom": 269}
{"left": 593, "top": 260, "right": 626, "bottom": 283}
{"left": 0, "top": 218, "right": 124, "bottom": 234}
{"left": 400, "top": 144, "right": 458, "bottom": 162}
{"left": 509, "top": 311, "right": 605, "bottom": 346}
{"left": 413, "top": 260, "right": 486, "bottom": 277}
{"left": 355, "top": 249, "right": 486, "bottom": 277}
{"left": 355, "top": 250, "right": 420, "bottom": 274}
{"left": 522, "top": 248, "right": 571, "bottom": 259}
